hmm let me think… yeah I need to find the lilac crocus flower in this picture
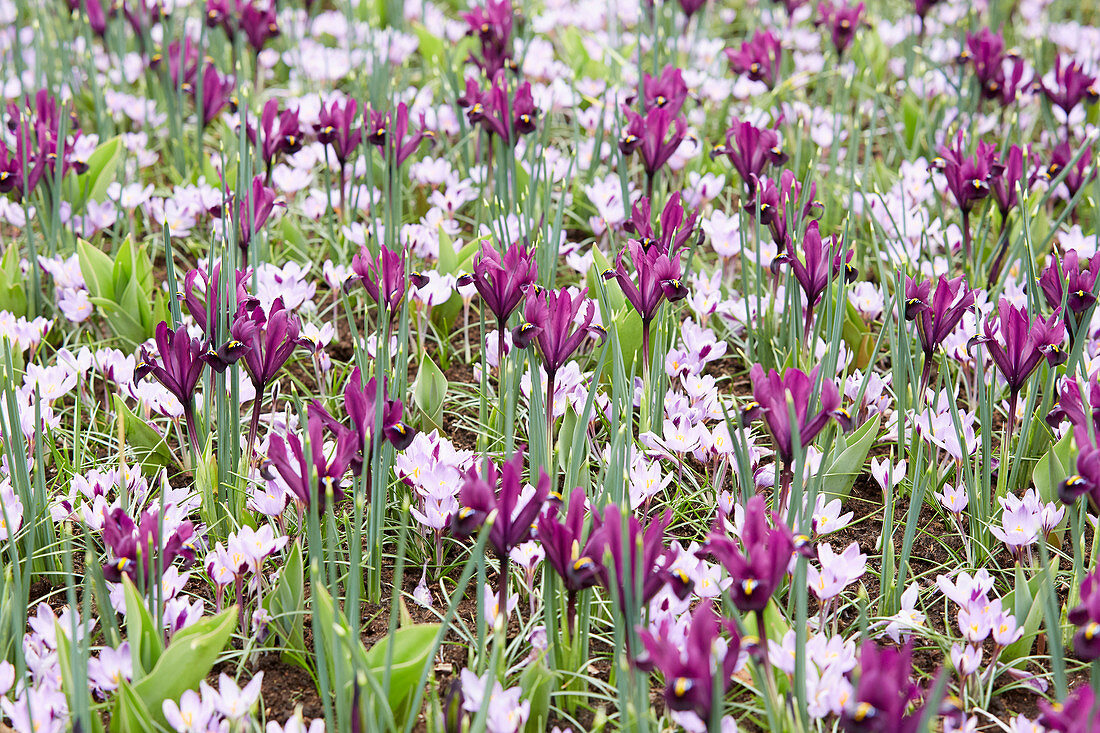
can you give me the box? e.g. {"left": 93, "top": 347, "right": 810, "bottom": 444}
{"left": 135, "top": 321, "right": 207, "bottom": 452}
{"left": 366, "top": 102, "right": 432, "bottom": 167}
{"left": 724, "top": 31, "right": 783, "bottom": 89}
{"left": 457, "top": 240, "right": 538, "bottom": 369}
{"left": 620, "top": 104, "right": 686, "bottom": 198}
{"left": 743, "top": 364, "right": 852, "bottom": 508}
{"left": 904, "top": 274, "right": 977, "bottom": 389}
{"left": 451, "top": 450, "right": 549, "bottom": 620}
{"left": 636, "top": 601, "right": 741, "bottom": 722}
{"left": 1039, "top": 249, "right": 1100, "bottom": 318}
{"left": 973, "top": 301, "right": 1066, "bottom": 422}
{"left": 602, "top": 239, "right": 687, "bottom": 370}
{"left": 711, "top": 118, "right": 787, "bottom": 195}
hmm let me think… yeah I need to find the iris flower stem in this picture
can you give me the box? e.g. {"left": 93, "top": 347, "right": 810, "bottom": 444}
{"left": 183, "top": 403, "right": 200, "bottom": 456}
{"left": 961, "top": 209, "right": 973, "bottom": 263}
{"left": 777, "top": 463, "right": 793, "bottom": 521}
{"left": 566, "top": 589, "right": 578, "bottom": 638}
{"left": 498, "top": 549, "right": 511, "bottom": 629}
{"left": 546, "top": 369, "right": 557, "bottom": 462}
{"left": 245, "top": 383, "right": 264, "bottom": 461}
{"left": 641, "top": 319, "right": 652, "bottom": 383}
{"left": 987, "top": 217, "right": 1011, "bottom": 288}
{"left": 754, "top": 607, "right": 779, "bottom": 717}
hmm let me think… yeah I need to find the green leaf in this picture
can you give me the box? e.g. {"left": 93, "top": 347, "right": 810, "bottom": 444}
{"left": 111, "top": 680, "right": 157, "bottom": 733}
{"left": 92, "top": 297, "right": 151, "bottom": 346}
{"left": 413, "top": 353, "right": 448, "bottom": 430}
{"left": 265, "top": 541, "right": 308, "bottom": 667}
{"left": 1033, "top": 429, "right": 1076, "bottom": 506}
{"left": 113, "top": 395, "right": 175, "bottom": 470}
{"left": 77, "top": 237, "right": 115, "bottom": 300}
{"left": 73, "top": 135, "right": 122, "bottom": 208}
{"left": 412, "top": 22, "right": 446, "bottom": 73}
{"left": 820, "top": 414, "right": 882, "bottom": 498}
{"left": 363, "top": 623, "right": 441, "bottom": 721}
{"left": 122, "top": 576, "right": 163, "bottom": 676}
{"left": 519, "top": 656, "right": 554, "bottom": 733}
{"left": 129, "top": 607, "right": 237, "bottom": 728}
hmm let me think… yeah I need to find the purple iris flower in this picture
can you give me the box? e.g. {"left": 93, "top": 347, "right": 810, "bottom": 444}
{"left": 351, "top": 244, "right": 427, "bottom": 328}
{"left": 228, "top": 298, "right": 308, "bottom": 392}
{"left": 839, "top": 641, "right": 932, "bottom": 733}
{"left": 150, "top": 38, "right": 199, "bottom": 90}
{"left": 315, "top": 98, "right": 361, "bottom": 167}
{"left": 238, "top": 0, "right": 279, "bottom": 53}
{"left": 816, "top": 1, "right": 864, "bottom": 56}
{"left": 1036, "top": 55, "right": 1098, "bottom": 119}
{"left": 699, "top": 495, "right": 793, "bottom": 613}
{"left": 591, "top": 505, "right": 679, "bottom": 615}
{"left": 746, "top": 169, "right": 819, "bottom": 254}
{"left": 512, "top": 286, "right": 604, "bottom": 443}
{"left": 0, "top": 90, "right": 85, "bottom": 199}
{"left": 330, "top": 367, "right": 417, "bottom": 473}
{"left": 619, "top": 104, "right": 686, "bottom": 198}
{"left": 1047, "top": 376, "right": 1100, "bottom": 455}
{"left": 639, "top": 66, "right": 689, "bottom": 116}
{"left": 135, "top": 321, "right": 208, "bottom": 452}
{"left": 195, "top": 64, "right": 234, "bottom": 128}
{"left": 1068, "top": 565, "right": 1100, "bottom": 661}
{"left": 461, "top": 0, "right": 516, "bottom": 77}
{"left": 183, "top": 263, "right": 256, "bottom": 341}
{"left": 253, "top": 100, "right": 302, "bottom": 182}
{"left": 959, "top": 28, "right": 1024, "bottom": 106}
{"left": 1046, "top": 139, "right": 1096, "bottom": 205}
{"left": 772, "top": 220, "right": 853, "bottom": 339}
{"left": 602, "top": 239, "right": 688, "bottom": 371}
{"left": 972, "top": 301, "right": 1066, "bottom": 431}
{"left": 622, "top": 193, "right": 699, "bottom": 256}
{"left": 636, "top": 600, "right": 741, "bottom": 722}
{"left": 366, "top": 102, "right": 433, "bottom": 167}
{"left": 1038, "top": 684, "right": 1100, "bottom": 733}
{"left": 711, "top": 118, "right": 787, "bottom": 195}
{"left": 101, "top": 507, "right": 197, "bottom": 586}
{"left": 460, "top": 72, "right": 538, "bottom": 145}
{"left": 266, "top": 402, "right": 358, "bottom": 509}
{"left": 744, "top": 365, "right": 852, "bottom": 509}
{"left": 931, "top": 133, "right": 1004, "bottom": 259}
{"left": 677, "top": 0, "right": 708, "bottom": 19}
{"left": 538, "top": 488, "right": 602, "bottom": 630}
{"left": 1039, "top": 249, "right": 1100, "bottom": 318}
{"left": 451, "top": 450, "right": 549, "bottom": 619}
{"left": 724, "top": 31, "right": 783, "bottom": 89}
{"left": 457, "top": 240, "right": 538, "bottom": 371}
{"left": 211, "top": 175, "right": 281, "bottom": 257}
{"left": 903, "top": 274, "right": 977, "bottom": 389}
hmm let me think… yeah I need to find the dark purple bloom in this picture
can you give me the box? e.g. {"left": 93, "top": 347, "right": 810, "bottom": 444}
{"left": 677, "top": 0, "right": 708, "bottom": 18}
{"left": 636, "top": 601, "right": 741, "bottom": 721}
{"left": 622, "top": 193, "right": 699, "bottom": 256}
{"left": 314, "top": 98, "right": 361, "bottom": 166}
{"left": 1039, "top": 249, "right": 1100, "bottom": 317}
{"left": 1036, "top": 55, "right": 1098, "bottom": 118}
{"left": 699, "top": 495, "right": 794, "bottom": 612}
{"left": 331, "top": 367, "right": 417, "bottom": 471}
{"left": 640, "top": 66, "right": 689, "bottom": 116}
{"left": 83, "top": 0, "right": 111, "bottom": 36}
{"left": 101, "top": 507, "right": 197, "bottom": 585}
{"left": 1038, "top": 684, "right": 1100, "bottom": 733}
{"left": 959, "top": 28, "right": 1024, "bottom": 105}
{"left": 195, "top": 64, "right": 234, "bottom": 127}
{"left": 1048, "top": 376, "right": 1100, "bottom": 449}
{"left": 724, "top": 31, "right": 783, "bottom": 89}
{"left": 211, "top": 175, "right": 281, "bottom": 256}
{"left": 620, "top": 104, "right": 686, "bottom": 197}
{"left": 512, "top": 286, "right": 603, "bottom": 377}
{"left": 451, "top": 450, "right": 549, "bottom": 616}
{"left": 904, "top": 274, "right": 977, "bottom": 389}
{"left": 352, "top": 243, "right": 424, "bottom": 320}
{"left": 266, "top": 403, "right": 359, "bottom": 508}
{"left": 975, "top": 300, "right": 1067, "bottom": 396}
{"left": 0, "top": 90, "right": 84, "bottom": 199}
{"left": 816, "top": 1, "right": 864, "bottom": 56}
{"left": 135, "top": 321, "right": 207, "bottom": 451}
{"left": 461, "top": 0, "right": 516, "bottom": 77}
{"left": 746, "top": 169, "right": 819, "bottom": 253}
{"left": 238, "top": 0, "right": 279, "bottom": 52}
{"left": 591, "top": 505, "right": 677, "bottom": 612}
{"left": 932, "top": 133, "right": 1004, "bottom": 215}
{"left": 150, "top": 38, "right": 199, "bottom": 90}
{"left": 1059, "top": 443, "right": 1100, "bottom": 507}
{"left": 366, "top": 102, "right": 433, "bottom": 167}
{"left": 1069, "top": 565, "right": 1100, "bottom": 661}
{"left": 711, "top": 118, "right": 787, "bottom": 195}
{"left": 743, "top": 364, "right": 852, "bottom": 493}
{"left": 1046, "top": 139, "right": 1096, "bottom": 202}
{"left": 458, "top": 240, "right": 538, "bottom": 327}
{"left": 538, "top": 488, "right": 603, "bottom": 596}
{"left": 772, "top": 220, "right": 852, "bottom": 338}
{"left": 839, "top": 641, "right": 930, "bottom": 733}
{"left": 254, "top": 100, "right": 302, "bottom": 178}
{"left": 460, "top": 72, "right": 538, "bottom": 145}
{"left": 229, "top": 297, "right": 308, "bottom": 390}
{"left": 990, "top": 144, "right": 1029, "bottom": 219}
{"left": 602, "top": 239, "right": 687, "bottom": 331}
{"left": 183, "top": 262, "right": 256, "bottom": 341}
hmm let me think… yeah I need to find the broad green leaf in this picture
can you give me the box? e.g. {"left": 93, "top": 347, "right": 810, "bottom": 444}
{"left": 122, "top": 576, "right": 163, "bottom": 676}
{"left": 820, "top": 414, "right": 882, "bottom": 498}
{"left": 130, "top": 607, "right": 237, "bottom": 728}
{"left": 111, "top": 680, "right": 157, "bottom": 733}
{"left": 413, "top": 354, "right": 448, "bottom": 430}
{"left": 519, "top": 656, "right": 553, "bottom": 733}
{"left": 1033, "top": 429, "right": 1075, "bottom": 506}
{"left": 72, "top": 135, "right": 122, "bottom": 208}
{"left": 113, "top": 395, "right": 174, "bottom": 470}
{"left": 412, "top": 22, "right": 445, "bottom": 67}
{"left": 92, "top": 297, "right": 151, "bottom": 346}
{"left": 363, "top": 623, "right": 442, "bottom": 721}
{"left": 265, "top": 541, "right": 308, "bottom": 667}
{"left": 77, "top": 238, "right": 115, "bottom": 300}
